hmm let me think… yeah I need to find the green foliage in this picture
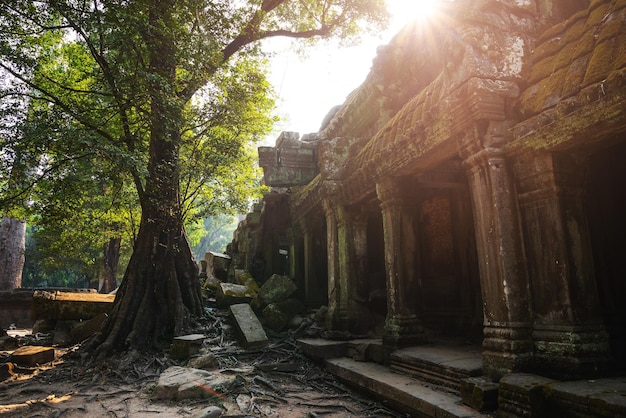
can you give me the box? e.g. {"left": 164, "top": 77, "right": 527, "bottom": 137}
{"left": 0, "top": 0, "right": 388, "bottom": 311}
{"left": 189, "top": 214, "right": 240, "bottom": 261}
{"left": 22, "top": 225, "right": 92, "bottom": 288}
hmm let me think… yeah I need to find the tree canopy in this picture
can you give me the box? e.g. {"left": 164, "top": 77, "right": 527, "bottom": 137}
{"left": 0, "top": 0, "right": 389, "bottom": 359}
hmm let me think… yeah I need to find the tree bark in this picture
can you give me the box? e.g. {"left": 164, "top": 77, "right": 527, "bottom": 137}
{"left": 100, "top": 237, "right": 121, "bottom": 294}
{"left": 0, "top": 217, "right": 26, "bottom": 291}
{"left": 92, "top": 2, "right": 203, "bottom": 359}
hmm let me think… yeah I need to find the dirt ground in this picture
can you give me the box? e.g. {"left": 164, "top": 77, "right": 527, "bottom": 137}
{"left": 0, "top": 309, "right": 404, "bottom": 418}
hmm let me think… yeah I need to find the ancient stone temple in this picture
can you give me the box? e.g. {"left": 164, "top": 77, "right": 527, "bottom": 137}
{"left": 229, "top": 0, "right": 625, "bottom": 414}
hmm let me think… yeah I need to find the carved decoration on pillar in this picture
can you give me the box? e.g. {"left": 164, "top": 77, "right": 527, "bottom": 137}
{"left": 458, "top": 122, "right": 533, "bottom": 379}
{"left": 376, "top": 177, "right": 426, "bottom": 348}
{"left": 322, "top": 195, "right": 340, "bottom": 330}
{"left": 513, "top": 150, "right": 610, "bottom": 378}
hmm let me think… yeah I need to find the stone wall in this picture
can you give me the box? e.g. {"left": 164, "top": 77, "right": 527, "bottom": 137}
{"left": 229, "top": 0, "right": 626, "bottom": 383}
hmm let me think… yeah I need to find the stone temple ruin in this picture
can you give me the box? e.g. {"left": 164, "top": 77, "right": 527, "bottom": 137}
{"left": 228, "top": 0, "right": 626, "bottom": 415}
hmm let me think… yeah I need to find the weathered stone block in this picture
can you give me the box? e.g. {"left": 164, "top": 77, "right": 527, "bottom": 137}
{"left": 215, "top": 283, "right": 255, "bottom": 307}
{"left": 187, "top": 353, "right": 218, "bottom": 370}
{"left": 169, "top": 334, "right": 205, "bottom": 360}
{"left": 229, "top": 303, "right": 268, "bottom": 349}
{"left": 461, "top": 376, "right": 499, "bottom": 412}
{"left": 69, "top": 312, "right": 108, "bottom": 344}
{"left": 153, "top": 366, "right": 237, "bottom": 401}
{"left": 262, "top": 303, "right": 291, "bottom": 331}
{"left": 32, "top": 290, "right": 114, "bottom": 320}
{"left": 11, "top": 346, "right": 55, "bottom": 366}
{"left": 498, "top": 373, "right": 557, "bottom": 418}
{"left": 255, "top": 274, "right": 297, "bottom": 307}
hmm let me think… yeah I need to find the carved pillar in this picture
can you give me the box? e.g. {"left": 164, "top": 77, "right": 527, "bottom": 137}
{"left": 300, "top": 223, "right": 313, "bottom": 306}
{"left": 351, "top": 212, "right": 369, "bottom": 303}
{"left": 459, "top": 121, "right": 533, "bottom": 379}
{"left": 376, "top": 177, "right": 427, "bottom": 347}
{"left": 513, "top": 151, "right": 610, "bottom": 378}
{"left": 322, "top": 195, "right": 341, "bottom": 329}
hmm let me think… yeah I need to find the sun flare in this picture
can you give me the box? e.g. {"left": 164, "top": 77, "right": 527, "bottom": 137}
{"left": 388, "top": 0, "right": 443, "bottom": 23}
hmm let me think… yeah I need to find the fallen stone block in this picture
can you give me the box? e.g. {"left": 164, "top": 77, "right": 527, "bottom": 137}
{"left": 52, "top": 320, "right": 75, "bottom": 346}
{"left": 152, "top": 366, "right": 236, "bottom": 401}
{"left": 32, "top": 290, "right": 114, "bottom": 320}
{"left": 255, "top": 274, "right": 297, "bottom": 307}
{"left": 216, "top": 283, "right": 255, "bottom": 307}
{"left": 234, "top": 269, "right": 260, "bottom": 293}
{"left": 262, "top": 303, "right": 291, "bottom": 331}
{"left": 229, "top": 303, "right": 268, "bottom": 349}
{"left": 169, "top": 334, "right": 205, "bottom": 360}
{"left": 461, "top": 376, "right": 499, "bottom": 412}
{"left": 69, "top": 313, "right": 108, "bottom": 344}
{"left": 187, "top": 353, "right": 219, "bottom": 370}
{"left": 11, "top": 346, "right": 55, "bottom": 367}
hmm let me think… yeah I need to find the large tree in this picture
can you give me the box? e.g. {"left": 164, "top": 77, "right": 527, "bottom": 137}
{"left": 0, "top": 0, "right": 388, "bottom": 359}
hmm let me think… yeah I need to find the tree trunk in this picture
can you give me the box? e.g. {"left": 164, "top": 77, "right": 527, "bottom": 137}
{"left": 93, "top": 133, "right": 203, "bottom": 358}
{"left": 99, "top": 237, "right": 121, "bottom": 294}
{"left": 0, "top": 217, "right": 26, "bottom": 291}
{"left": 92, "top": 2, "right": 202, "bottom": 360}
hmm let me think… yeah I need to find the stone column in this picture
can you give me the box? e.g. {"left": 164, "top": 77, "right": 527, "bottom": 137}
{"left": 301, "top": 225, "right": 314, "bottom": 306}
{"left": 376, "top": 177, "right": 427, "bottom": 347}
{"left": 322, "top": 197, "right": 341, "bottom": 329}
{"left": 351, "top": 212, "right": 369, "bottom": 303}
{"left": 513, "top": 151, "right": 610, "bottom": 378}
{"left": 459, "top": 121, "right": 533, "bottom": 379}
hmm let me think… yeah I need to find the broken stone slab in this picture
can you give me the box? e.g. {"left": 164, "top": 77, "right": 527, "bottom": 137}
{"left": 215, "top": 283, "right": 255, "bottom": 308}
{"left": 234, "top": 269, "right": 260, "bottom": 293}
{"left": 169, "top": 334, "right": 205, "bottom": 360}
{"left": 202, "top": 251, "right": 230, "bottom": 282}
{"left": 11, "top": 346, "right": 55, "bottom": 367}
{"left": 255, "top": 274, "right": 297, "bottom": 307}
{"left": 32, "top": 290, "right": 114, "bottom": 320}
{"left": 69, "top": 313, "right": 108, "bottom": 344}
{"left": 152, "top": 366, "right": 236, "bottom": 401}
{"left": 229, "top": 303, "right": 268, "bottom": 349}
{"left": 461, "top": 376, "right": 499, "bottom": 412}
{"left": 262, "top": 303, "right": 291, "bottom": 331}
{"left": 187, "top": 353, "right": 219, "bottom": 370}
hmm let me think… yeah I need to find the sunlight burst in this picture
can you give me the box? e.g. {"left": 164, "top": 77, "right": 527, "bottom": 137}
{"left": 388, "top": 0, "right": 444, "bottom": 23}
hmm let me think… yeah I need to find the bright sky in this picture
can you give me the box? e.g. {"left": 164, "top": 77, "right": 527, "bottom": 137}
{"left": 264, "top": 0, "right": 444, "bottom": 143}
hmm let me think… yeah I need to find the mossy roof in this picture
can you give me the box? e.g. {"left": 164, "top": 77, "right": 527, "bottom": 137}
{"left": 518, "top": 0, "right": 626, "bottom": 117}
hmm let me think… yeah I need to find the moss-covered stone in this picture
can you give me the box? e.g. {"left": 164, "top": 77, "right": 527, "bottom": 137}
{"left": 583, "top": 37, "right": 618, "bottom": 85}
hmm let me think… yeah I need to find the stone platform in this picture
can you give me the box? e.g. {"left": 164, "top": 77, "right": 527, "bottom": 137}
{"left": 391, "top": 345, "right": 483, "bottom": 392}
{"left": 298, "top": 338, "right": 626, "bottom": 418}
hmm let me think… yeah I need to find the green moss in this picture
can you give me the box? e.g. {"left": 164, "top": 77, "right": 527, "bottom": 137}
{"left": 570, "top": 32, "right": 595, "bottom": 63}
{"left": 521, "top": 67, "right": 568, "bottom": 115}
{"left": 584, "top": 1, "right": 610, "bottom": 31}
{"left": 528, "top": 55, "right": 559, "bottom": 86}
{"left": 583, "top": 37, "right": 618, "bottom": 86}
{"left": 596, "top": 8, "right": 626, "bottom": 44}
{"left": 559, "top": 18, "right": 587, "bottom": 46}
{"left": 532, "top": 37, "right": 563, "bottom": 64}
{"left": 561, "top": 55, "right": 589, "bottom": 98}
{"left": 613, "top": 39, "right": 626, "bottom": 71}
{"left": 553, "top": 44, "right": 578, "bottom": 72}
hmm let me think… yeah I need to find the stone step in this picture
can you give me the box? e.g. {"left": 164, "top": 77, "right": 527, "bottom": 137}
{"left": 325, "top": 357, "right": 487, "bottom": 418}
{"left": 390, "top": 345, "right": 483, "bottom": 392}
